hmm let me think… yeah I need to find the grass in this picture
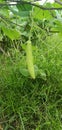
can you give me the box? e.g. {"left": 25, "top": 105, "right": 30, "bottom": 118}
{"left": 0, "top": 34, "right": 62, "bottom": 130}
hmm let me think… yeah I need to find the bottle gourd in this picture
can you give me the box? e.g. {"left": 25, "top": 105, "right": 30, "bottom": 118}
{"left": 26, "top": 40, "right": 35, "bottom": 79}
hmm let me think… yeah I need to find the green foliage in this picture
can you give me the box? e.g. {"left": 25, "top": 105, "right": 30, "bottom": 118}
{"left": 0, "top": 1, "right": 62, "bottom": 130}
{"left": 0, "top": 0, "right": 62, "bottom": 42}
{"left": 33, "top": 7, "right": 52, "bottom": 20}
{"left": 2, "top": 26, "right": 20, "bottom": 40}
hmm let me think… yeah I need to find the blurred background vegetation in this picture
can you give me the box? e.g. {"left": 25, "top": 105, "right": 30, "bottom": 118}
{"left": 0, "top": 0, "right": 62, "bottom": 130}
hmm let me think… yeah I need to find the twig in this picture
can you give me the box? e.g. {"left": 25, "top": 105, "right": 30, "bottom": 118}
{"left": 0, "top": 1, "right": 62, "bottom": 10}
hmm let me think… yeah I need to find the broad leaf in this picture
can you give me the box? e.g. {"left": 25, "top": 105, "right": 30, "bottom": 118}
{"left": 2, "top": 26, "right": 20, "bottom": 40}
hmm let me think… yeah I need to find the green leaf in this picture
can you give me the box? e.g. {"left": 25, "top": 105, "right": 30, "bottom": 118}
{"left": 19, "top": 68, "right": 29, "bottom": 77}
{"left": 55, "top": 10, "right": 62, "bottom": 22}
{"left": 52, "top": 2, "right": 62, "bottom": 8}
{"left": 9, "top": 6, "right": 30, "bottom": 17}
{"left": 52, "top": 20, "right": 62, "bottom": 33}
{"left": 33, "top": 7, "right": 52, "bottom": 20}
{"left": 34, "top": 65, "right": 46, "bottom": 79}
{"left": 33, "top": 7, "right": 43, "bottom": 20}
{"left": 16, "top": 4, "right": 32, "bottom": 11}
{"left": 0, "top": 0, "right": 5, "bottom": 3}
{"left": 38, "top": 69, "right": 47, "bottom": 80}
{"left": 2, "top": 26, "right": 20, "bottom": 40}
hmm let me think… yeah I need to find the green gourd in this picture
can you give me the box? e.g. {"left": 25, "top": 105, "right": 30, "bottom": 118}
{"left": 26, "top": 40, "right": 35, "bottom": 79}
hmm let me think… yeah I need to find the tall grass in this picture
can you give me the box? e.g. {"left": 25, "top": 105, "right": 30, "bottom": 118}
{"left": 0, "top": 34, "right": 62, "bottom": 130}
